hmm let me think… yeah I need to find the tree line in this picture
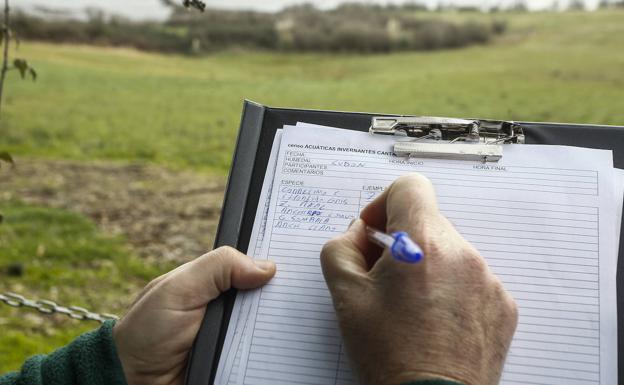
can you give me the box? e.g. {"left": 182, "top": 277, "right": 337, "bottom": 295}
{"left": 12, "top": 3, "right": 509, "bottom": 54}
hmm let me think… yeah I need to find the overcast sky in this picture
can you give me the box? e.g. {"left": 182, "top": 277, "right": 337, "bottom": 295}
{"left": 16, "top": 0, "right": 601, "bottom": 20}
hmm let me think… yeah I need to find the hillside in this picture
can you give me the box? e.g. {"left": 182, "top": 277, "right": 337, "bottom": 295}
{"left": 1, "top": 10, "right": 622, "bottom": 173}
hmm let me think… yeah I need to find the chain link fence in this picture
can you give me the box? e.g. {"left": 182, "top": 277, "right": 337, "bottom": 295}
{"left": 0, "top": 292, "right": 119, "bottom": 323}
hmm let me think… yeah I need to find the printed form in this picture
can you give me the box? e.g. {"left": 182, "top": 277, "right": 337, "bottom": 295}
{"left": 214, "top": 131, "right": 283, "bottom": 385}
{"left": 222, "top": 125, "right": 619, "bottom": 385}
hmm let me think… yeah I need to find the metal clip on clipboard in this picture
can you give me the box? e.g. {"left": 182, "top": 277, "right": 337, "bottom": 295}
{"left": 370, "top": 116, "right": 525, "bottom": 162}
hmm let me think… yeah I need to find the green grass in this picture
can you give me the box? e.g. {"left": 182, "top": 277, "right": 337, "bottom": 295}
{"left": 0, "top": 201, "right": 169, "bottom": 372}
{"left": 0, "top": 10, "right": 622, "bottom": 173}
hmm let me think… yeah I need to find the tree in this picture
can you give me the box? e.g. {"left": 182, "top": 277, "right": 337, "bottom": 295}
{"left": 0, "top": 149, "right": 11, "bottom": 167}
{"left": 0, "top": 0, "right": 37, "bottom": 117}
{"left": 161, "top": 0, "right": 207, "bottom": 11}
{"left": 508, "top": 0, "right": 529, "bottom": 11}
{"left": 568, "top": 0, "right": 586, "bottom": 10}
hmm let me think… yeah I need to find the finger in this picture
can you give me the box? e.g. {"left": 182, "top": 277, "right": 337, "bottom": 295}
{"left": 206, "top": 246, "right": 276, "bottom": 291}
{"left": 161, "top": 246, "right": 276, "bottom": 309}
{"left": 384, "top": 174, "right": 441, "bottom": 240}
{"left": 321, "top": 218, "right": 370, "bottom": 288}
{"left": 129, "top": 271, "right": 173, "bottom": 308}
{"left": 360, "top": 188, "right": 389, "bottom": 231}
{"left": 360, "top": 173, "right": 440, "bottom": 231}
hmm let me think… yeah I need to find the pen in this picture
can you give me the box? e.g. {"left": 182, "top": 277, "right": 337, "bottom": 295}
{"left": 366, "top": 226, "right": 424, "bottom": 264}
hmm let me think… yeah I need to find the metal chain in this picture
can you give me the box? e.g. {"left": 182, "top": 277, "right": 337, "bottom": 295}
{"left": 0, "top": 292, "right": 119, "bottom": 323}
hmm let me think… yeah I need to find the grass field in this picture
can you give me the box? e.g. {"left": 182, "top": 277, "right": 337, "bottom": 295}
{"left": 1, "top": 10, "right": 623, "bottom": 173}
{"left": 0, "top": 201, "right": 167, "bottom": 370}
{"left": 1, "top": 9, "right": 623, "bottom": 373}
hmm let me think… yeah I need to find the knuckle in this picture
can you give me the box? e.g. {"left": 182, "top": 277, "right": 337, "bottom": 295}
{"left": 320, "top": 238, "right": 341, "bottom": 263}
{"left": 205, "top": 248, "right": 237, "bottom": 291}
{"left": 490, "top": 275, "right": 519, "bottom": 321}
{"left": 209, "top": 246, "right": 241, "bottom": 265}
{"left": 489, "top": 274, "right": 507, "bottom": 296}
{"left": 420, "top": 236, "right": 443, "bottom": 259}
{"left": 504, "top": 292, "right": 519, "bottom": 321}
{"left": 333, "top": 297, "right": 363, "bottom": 327}
{"left": 387, "top": 173, "right": 438, "bottom": 219}
{"left": 214, "top": 245, "right": 238, "bottom": 257}
{"left": 139, "top": 274, "right": 168, "bottom": 299}
{"left": 146, "top": 275, "right": 163, "bottom": 288}
{"left": 395, "top": 173, "right": 433, "bottom": 189}
{"left": 159, "top": 272, "right": 183, "bottom": 296}
{"left": 390, "top": 173, "right": 432, "bottom": 196}
{"left": 461, "top": 248, "right": 489, "bottom": 275}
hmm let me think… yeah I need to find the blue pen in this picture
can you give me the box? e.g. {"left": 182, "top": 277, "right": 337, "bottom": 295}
{"left": 366, "top": 226, "right": 424, "bottom": 264}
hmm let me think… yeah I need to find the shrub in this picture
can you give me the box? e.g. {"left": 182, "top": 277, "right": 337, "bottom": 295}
{"left": 491, "top": 19, "right": 508, "bottom": 35}
{"left": 12, "top": 5, "right": 506, "bottom": 54}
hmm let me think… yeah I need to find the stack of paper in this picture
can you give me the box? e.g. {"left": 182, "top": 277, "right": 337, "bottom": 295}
{"left": 215, "top": 123, "right": 623, "bottom": 385}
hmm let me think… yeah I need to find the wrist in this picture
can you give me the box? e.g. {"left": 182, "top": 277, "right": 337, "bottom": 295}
{"left": 399, "top": 379, "right": 467, "bottom": 385}
{"left": 112, "top": 320, "right": 138, "bottom": 385}
{"left": 376, "top": 370, "right": 470, "bottom": 385}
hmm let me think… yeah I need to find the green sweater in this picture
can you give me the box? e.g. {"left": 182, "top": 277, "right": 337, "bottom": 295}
{"left": 0, "top": 321, "right": 126, "bottom": 385}
{"left": 0, "top": 321, "right": 464, "bottom": 385}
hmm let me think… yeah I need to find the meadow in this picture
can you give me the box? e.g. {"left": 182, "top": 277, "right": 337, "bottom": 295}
{"left": 2, "top": 10, "right": 624, "bottom": 173}
{"left": 1, "top": 9, "right": 623, "bottom": 372}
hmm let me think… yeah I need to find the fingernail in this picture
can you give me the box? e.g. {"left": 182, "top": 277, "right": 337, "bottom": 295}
{"left": 254, "top": 260, "right": 274, "bottom": 271}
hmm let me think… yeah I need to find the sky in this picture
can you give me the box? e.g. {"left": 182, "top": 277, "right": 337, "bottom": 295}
{"left": 16, "top": 0, "right": 602, "bottom": 20}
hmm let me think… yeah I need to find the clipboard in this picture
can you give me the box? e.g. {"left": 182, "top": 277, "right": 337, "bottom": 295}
{"left": 184, "top": 99, "right": 624, "bottom": 385}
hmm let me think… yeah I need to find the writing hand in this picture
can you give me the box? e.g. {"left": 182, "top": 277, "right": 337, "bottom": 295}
{"left": 321, "top": 174, "right": 518, "bottom": 385}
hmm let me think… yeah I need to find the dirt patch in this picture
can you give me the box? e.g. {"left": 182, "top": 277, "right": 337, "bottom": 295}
{"left": 0, "top": 159, "right": 227, "bottom": 263}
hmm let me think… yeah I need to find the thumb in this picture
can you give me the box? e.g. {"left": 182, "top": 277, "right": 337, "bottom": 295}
{"left": 231, "top": 256, "right": 277, "bottom": 290}
{"left": 162, "top": 246, "right": 276, "bottom": 309}
{"left": 321, "top": 218, "right": 370, "bottom": 289}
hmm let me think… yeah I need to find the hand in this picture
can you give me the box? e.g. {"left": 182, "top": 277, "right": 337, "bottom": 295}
{"left": 321, "top": 174, "right": 518, "bottom": 385}
{"left": 113, "top": 247, "right": 276, "bottom": 385}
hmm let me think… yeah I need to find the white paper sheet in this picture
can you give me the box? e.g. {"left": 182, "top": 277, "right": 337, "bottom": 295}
{"left": 230, "top": 125, "right": 618, "bottom": 385}
{"left": 615, "top": 169, "right": 624, "bottom": 248}
{"left": 214, "top": 130, "right": 283, "bottom": 385}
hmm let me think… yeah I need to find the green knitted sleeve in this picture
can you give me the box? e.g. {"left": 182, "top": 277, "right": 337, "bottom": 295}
{"left": 0, "top": 321, "right": 470, "bottom": 385}
{"left": 0, "top": 320, "right": 127, "bottom": 385}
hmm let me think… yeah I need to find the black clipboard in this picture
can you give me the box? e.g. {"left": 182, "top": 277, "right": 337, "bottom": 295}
{"left": 185, "top": 100, "right": 624, "bottom": 385}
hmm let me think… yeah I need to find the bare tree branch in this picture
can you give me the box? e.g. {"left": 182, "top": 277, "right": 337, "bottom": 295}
{"left": 0, "top": 0, "right": 10, "bottom": 116}
{"left": 183, "top": 0, "right": 206, "bottom": 12}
